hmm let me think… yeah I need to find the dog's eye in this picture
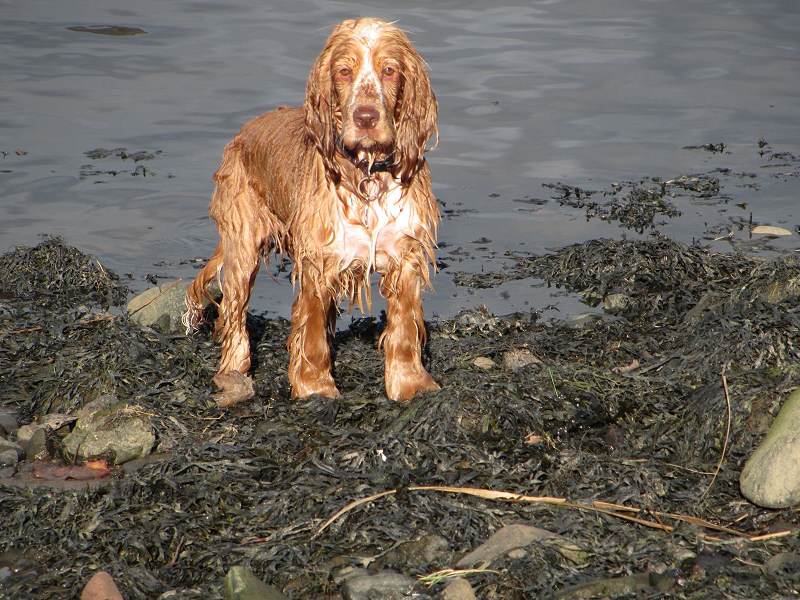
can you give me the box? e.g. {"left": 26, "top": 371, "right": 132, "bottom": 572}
{"left": 336, "top": 67, "right": 352, "bottom": 80}
{"left": 382, "top": 66, "right": 397, "bottom": 79}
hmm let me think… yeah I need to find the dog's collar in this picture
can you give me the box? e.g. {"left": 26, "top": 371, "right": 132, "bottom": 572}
{"left": 336, "top": 141, "right": 395, "bottom": 175}
{"left": 368, "top": 155, "right": 393, "bottom": 174}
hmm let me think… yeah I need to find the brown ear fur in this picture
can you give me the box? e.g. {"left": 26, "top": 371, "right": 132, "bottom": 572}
{"left": 392, "top": 31, "right": 438, "bottom": 186}
{"left": 304, "top": 32, "right": 342, "bottom": 185}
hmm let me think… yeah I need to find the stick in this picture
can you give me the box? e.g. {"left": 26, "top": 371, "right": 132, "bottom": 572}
{"left": 316, "top": 484, "right": 792, "bottom": 542}
{"left": 700, "top": 365, "right": 732, "bottom": 500}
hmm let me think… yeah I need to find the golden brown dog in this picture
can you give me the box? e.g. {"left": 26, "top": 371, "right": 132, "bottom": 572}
{"left": 184, "top": 18, "right": 440, "bottom": 403}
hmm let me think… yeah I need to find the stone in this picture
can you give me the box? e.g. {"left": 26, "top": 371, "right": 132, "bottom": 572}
{"left": 741, "top": 388, "right": 800, "bottom": 508}
{"left": 564, "top": 312, "right": 603, "bottom": 329}
{"left": 472, "top": 356, "right": 496, "bottom": 370}
{"left": 80, "top": 571, "right": 124, "bottom": 600}
{"left": 602, "top": 293, "right": 631, "bottom": 313}
{"left": 760, "top": 276, "right": 800, "bottom": 304}
{"left": 62, "top": 403, "right": 155, "bottom": 465}
{"left": 0, "top": 407, "right": 19, "bottom": 436}
{"left": 224, "top": 566, "right": 287, "bottom": 600}
{"left": 554, "top": 572, "right": 674, "bottom": 599}
{"left": 442, "top": 578, "right": 477, "bottom": 600}
{"left": 0, "top": 437, "right": 23, "bottom": 459}
{"left": 765, "top": 552, "right": 800, "bottom": 581}
{"left": 16, "top": 424, "right": 48, "bottom": 460}
{"left": 38, "top": 413, "right": 78, "bottom": 430}
{"left": 456, "top": 524, "right": 586, "bottom": 568}
{"left": 128, "top": 279, "right": 221, "bottom": 334}
{"left": 341, "top": 571, "right": 417, "bottom": 600}
{"left": 375, "top": 534, "right": 451, "bottom": 571}
{"left": 502, "top": 348, "right": 541, "bottom": 371}
{"left": 0, "top": 450, "right": 18, "bottom": 467}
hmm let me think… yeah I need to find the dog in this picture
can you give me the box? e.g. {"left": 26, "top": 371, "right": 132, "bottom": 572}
{"left": 184, "top": 18, "right": 440, "bottom": 404}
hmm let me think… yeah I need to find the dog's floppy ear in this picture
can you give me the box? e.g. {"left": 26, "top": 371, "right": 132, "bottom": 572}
{"left": 304, "top": 33, "right": 342, "bottom": 185}
{"left": 393, "top": 32, "right": 438, "bottom": 186}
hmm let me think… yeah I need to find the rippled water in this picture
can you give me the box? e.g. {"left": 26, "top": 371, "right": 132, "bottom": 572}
{"left": 1, "top": 0, "right": 798, "bottom": 318}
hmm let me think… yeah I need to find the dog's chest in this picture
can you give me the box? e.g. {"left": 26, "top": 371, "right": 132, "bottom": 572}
{"left": 331, "top": 181, "right": 418, "bottom": 273}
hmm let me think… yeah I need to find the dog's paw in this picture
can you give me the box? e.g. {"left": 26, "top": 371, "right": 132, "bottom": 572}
{"left": 291, "top": 376, "right": 341, "bottom": 400}
{"left": 386, "top": 367, "right": 440, "bottom": 402}
{"left": 213, "top": 371, "right": 255, "bottom": 407}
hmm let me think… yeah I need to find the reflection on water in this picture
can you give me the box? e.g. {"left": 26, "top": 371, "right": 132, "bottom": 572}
{"left": 1, "top": 0, "right": 798, "bottom": 318}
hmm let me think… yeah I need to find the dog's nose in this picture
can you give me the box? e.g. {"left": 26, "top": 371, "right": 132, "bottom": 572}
{"left": 353, "top": 105, "right": 380, "bottom": 130}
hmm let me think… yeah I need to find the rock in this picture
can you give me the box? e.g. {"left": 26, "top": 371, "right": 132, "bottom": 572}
{"left": 741, "top": 388, "right": 800, "bottom": 508}
{"left": 506, "top": 548, "right": 527, "bottom": 560}
{"left": 752, "top": 225, "right": 793, "bottom": 237}
{"left": 38, "top": 413, "right": 79, "bottom": 430}
{"left": 77, "top": 395, "right": 119, "bottom": 418}
{"left": 16, "top": 424, "right": 48, "bottom": 460}
{"left": 442, "top": 578, "right": 476, "bottom": 600}
{"left": 760, "top": 276, "right": 800, "bottom": 304}
{"left": 80, "top": 570, "right": 124, "bottom": 600}
{"left": 0, "top": 437, "right": 23, "bottom": 459}
{"left": 375, "top": 534, "right": 451, "bottom": 571}
{"left": 62, "top": 402, "right": 155, "bottom": 465}
{"left": 472, "top": 356, "right": 496, "bottom": 370}
{"left": 602, "top": 293, "right": 630, "bottom": 313}
{"left": 0, "top": 450, "right": 18, "bottom": 467}
{"left": 502, "top": 348, "right": 541, "bottom": 371}
{"left": 224, "top": 566, "right": 287, "bottom": 600}
{"left": 765, "top": 552, "right": 800, "bottom": 581}
{"left": 456, "top": 524, "right": 586, "bottom": 568}
{"left": 330, "top": 566, "right": 369, "bottom": 587}
{"left": 563, "top": 312, "right": 603, "bottom": 329}
{"left": 341, "top": 571, "right": 417, "bottom": 600}
{"left": 0, "top": 407, "right": 19, "bottom": 436}
{"left": 554, "top": 572, "right": 674, "bottom": 599}
{"left": 128, "top": 279, "right": 221, "bottom": 334}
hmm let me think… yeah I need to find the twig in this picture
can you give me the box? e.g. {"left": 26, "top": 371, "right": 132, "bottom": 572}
{"left": 700, "top": 365, "right": 732, "bottom": 500}
{"left": 8, "top": 325, "right": 44, "bottom": 335}
{"left": 418, "top": 567, "right": 499, "bottom": 587}
{"left": 315, "top": 484, "right": 794, "bottom": 542}
{"left": 548, "top": 367, "right": 559, "bottom": 397}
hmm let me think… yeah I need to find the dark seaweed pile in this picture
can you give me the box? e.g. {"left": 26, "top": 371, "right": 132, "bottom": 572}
{"left": 2, "top": 239, "right": 800, "bottom": 599}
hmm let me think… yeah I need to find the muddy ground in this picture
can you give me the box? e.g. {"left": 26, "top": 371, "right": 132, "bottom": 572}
{"left": 1, "top": 234, "right": 800, "bottom": 599}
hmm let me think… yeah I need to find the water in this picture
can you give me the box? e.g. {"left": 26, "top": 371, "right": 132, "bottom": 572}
{"left": 1, "top": 0, "right": 799, "bottom": 320}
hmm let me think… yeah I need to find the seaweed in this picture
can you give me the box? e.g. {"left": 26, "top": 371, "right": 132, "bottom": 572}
{"left": 1, "top": 238, "right": 799, "bottom": 599}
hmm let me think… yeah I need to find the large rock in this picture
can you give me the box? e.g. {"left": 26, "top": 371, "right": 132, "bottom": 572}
{"left": 456, "top": 524, "right": 586, "bottom": 567}
{"left": 375, "top": 534, "right": 451, "bottom": 571}
{"left": 62, "top": 401, "right": 155, "bottom": 465}
{"left": 224, "top": 566, "right": 286, "bottom": 600}
{"left": 741, "top": 388, "right": 800, "bottom": 508}
{"left": 127, "top": 279, "right": 220, "bottom": 333}
{"left": 342, "top": 571, "right": 417, "bottom": 600}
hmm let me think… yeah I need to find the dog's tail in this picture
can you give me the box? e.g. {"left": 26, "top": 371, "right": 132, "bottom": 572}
{"left": 183, "top": 242, "right": 223, "bottom": 334}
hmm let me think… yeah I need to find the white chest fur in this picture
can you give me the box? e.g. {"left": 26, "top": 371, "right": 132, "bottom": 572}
{"left": 330, "top": 180, "right": 419, "bottom": 274}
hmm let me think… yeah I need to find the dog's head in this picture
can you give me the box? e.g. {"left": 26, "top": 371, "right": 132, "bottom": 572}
{"left": 304, "top": 18, "right": 438, "bottom": 186}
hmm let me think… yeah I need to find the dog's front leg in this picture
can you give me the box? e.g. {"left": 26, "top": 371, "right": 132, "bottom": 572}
{"left": 288, "top": 270, "right": 340, "bottom": 399}
{"left": 380, "top": 259, "right": 440, "bottom": 402}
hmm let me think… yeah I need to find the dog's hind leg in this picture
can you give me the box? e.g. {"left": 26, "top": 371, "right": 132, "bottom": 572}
{"left": 183, "top": 242, "right": 223, "bottom": 333}
{"left": 188, "top": 139, "right": 280, "bottom": 404}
